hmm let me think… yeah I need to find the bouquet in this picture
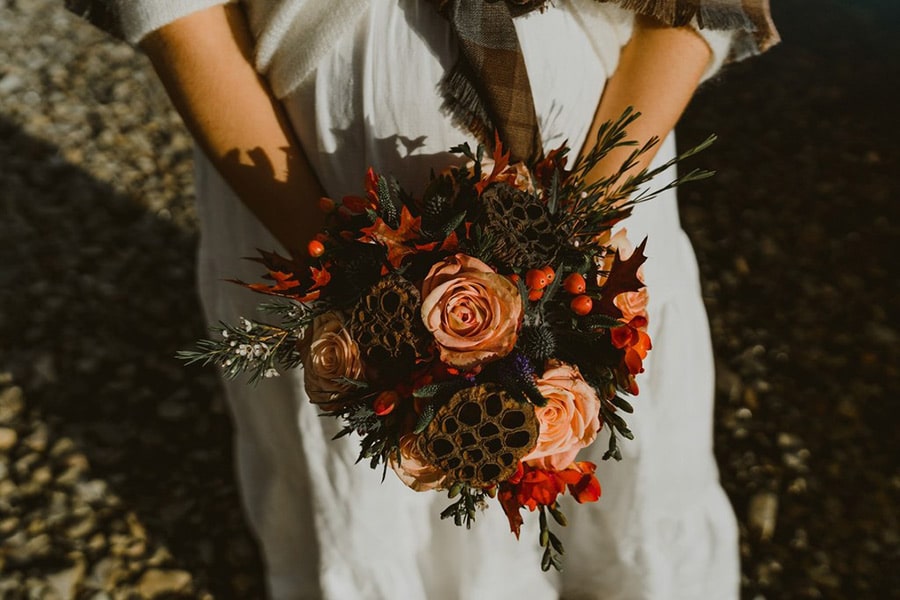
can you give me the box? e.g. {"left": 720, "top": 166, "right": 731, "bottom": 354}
{"left": 180, "top": 109, "right": 713, "bottom": 571}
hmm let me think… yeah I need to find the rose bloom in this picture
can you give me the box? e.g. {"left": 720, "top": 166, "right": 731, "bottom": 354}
{"left": 596, "top": 228, "right": 643, "bottom": 284}
{"left": 420, "top": 254, "right": 523, "bottom": 371}
{"left": 614, "top": 288, "right": 649, "bottom": 322}
{"left": 303, "top": 312, "right": 365, "bottom": 407}
{"left": 390, "top": 434, "right": 447, "bottom": 492}
{"left": 523, "top": 361, "right": 602, "bottom": 471}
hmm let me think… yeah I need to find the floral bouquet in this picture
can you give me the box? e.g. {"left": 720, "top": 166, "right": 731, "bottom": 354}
{"left": 180, "top": 109, "right": 713, "bottom": 571}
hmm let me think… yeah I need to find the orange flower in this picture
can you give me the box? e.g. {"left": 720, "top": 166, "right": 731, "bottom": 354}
{"left": 611, "top": 317, "right": 652, "bottom": 376}
{"left": 420, "top": 254, "right": 523, "bottom": 370}
{"left": 303, "top": 312, "right": 365, "bottom": 408}
{"left": 522, "top": 361, "right": 602, "bottom": 471}
{"left": 389, "top": 434, "right": 447, "bottom": 492}
{"left": 497, "top": 461, "right": 601, "bottom": 536}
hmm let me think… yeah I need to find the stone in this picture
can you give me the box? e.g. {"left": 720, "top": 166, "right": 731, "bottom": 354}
{"left": 75, "top": 480, "right": 107, "bottom": 504}
{"left": 135, "top": 569, "right": 193, "bottom": 598}
{"left": 0, "top": 386, "right": 24, "bottom": 424}
{"left": 0, "top": 427, "right": 17, "bottom": 452}
{"left": 46, "top": 562, "right": 86, "bottom": 600}
{"left": 748, "top": 492, "right": 779, "bottom": 541}
{"left": 23, "top": 423, "right": 49, "bottom": 452}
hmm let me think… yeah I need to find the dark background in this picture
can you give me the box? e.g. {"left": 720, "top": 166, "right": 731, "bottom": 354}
{"left": 0, "top": 0, "right": 897, "bottom": 597}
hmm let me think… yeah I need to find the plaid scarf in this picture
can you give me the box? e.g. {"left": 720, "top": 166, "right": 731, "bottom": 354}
{"left": 67, "top": 0, "right": 778, "bottom": 162}
{"left": 433, "top": 0, "right": 778, "bottom": 162}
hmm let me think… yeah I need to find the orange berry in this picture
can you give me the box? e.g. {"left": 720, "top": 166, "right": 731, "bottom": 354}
{"left": 541, "top": 266, "right": 556, "bottom": 283}
{"left": 307, "top": 239, "right": 325, "bottom": 258}
{"left": 526, "top": 269, "right": 549, "bottom": 290}
{"left": 570, "top": 294, "right": 593, "bottom": 316}
{"left": 564, "top": 273, "right": 587, "bottom": 295}
{"left": 373, "top": 391, "right": 400, "bottom": 416}
{"left": 318, "top": 196, "right": 336, "bottom": 213}
{"left": 509, "top": 273, "right": 521, "bottom": 284}
{"left": 528, "top": 288, "right": 544, "bottom": 301}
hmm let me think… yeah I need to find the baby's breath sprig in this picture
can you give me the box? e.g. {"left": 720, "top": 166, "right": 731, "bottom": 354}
{"left": 177, "top": 315, "right": 301, "bottom": 384}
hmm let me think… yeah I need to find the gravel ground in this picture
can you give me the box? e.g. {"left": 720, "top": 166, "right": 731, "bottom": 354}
{"left": 0, "top": 0, "right": 897, "bottom": 598}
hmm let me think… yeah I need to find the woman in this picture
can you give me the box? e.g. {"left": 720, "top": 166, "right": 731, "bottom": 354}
{"left": 70, "top": 1, "right": 777, "bottom": 598}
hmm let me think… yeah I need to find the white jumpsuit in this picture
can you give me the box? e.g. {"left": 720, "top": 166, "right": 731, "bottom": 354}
{"left": 187, "top": 2, "right": 740, "bottom": 598}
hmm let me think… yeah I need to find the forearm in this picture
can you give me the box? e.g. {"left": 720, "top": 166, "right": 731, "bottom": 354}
{"left": 581, "top": 15, "right": 713, "bottom": 184}
{"left": 140, "top": 4, "right": 325, "bottom": 252}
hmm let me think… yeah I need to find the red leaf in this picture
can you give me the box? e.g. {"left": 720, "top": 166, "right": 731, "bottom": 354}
{"left": 497, "top": 484, "right": 525, "bottom": 539}
{"left": 597, "top": 237, "right": 648, "bottom": 318}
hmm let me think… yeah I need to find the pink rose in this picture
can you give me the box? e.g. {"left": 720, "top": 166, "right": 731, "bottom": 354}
{"left": 303, "top": 312, "right": 365, "bottom": 407}
{"left": 421, "top": 254, "right": 523, "bottom": 370}
{"left": 523, "top": 361, "right": 602, "bottom": 471}
{"left": 614, "top": 288, "right": 649, "bottom": 322}
{"left": 390, "top": 434, "right": 447, "bottom": 492}
{"left": 597, "top": 228, "right": 640, "bottom": 285}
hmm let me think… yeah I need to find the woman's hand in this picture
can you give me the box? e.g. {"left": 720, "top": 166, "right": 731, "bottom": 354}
{"left": 580, "top": 15, "right": 714, "bottom": 185}
{"left": 141, "top": 4, "right": 326, "bottom": 253}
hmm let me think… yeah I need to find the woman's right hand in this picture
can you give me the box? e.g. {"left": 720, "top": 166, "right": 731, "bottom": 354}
{"left": 141, "top": 3, "right": 326, "bottom": 254}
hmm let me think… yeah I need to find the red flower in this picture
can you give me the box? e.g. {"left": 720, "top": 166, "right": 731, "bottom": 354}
{"left": 498, "top": 462, "right": 602, "bottom": 536}
{"left": 558, "top": 461, "right": 602, "bottom": 504}
{"left": 611, "top": 316, "right": 652, "bottom": 376}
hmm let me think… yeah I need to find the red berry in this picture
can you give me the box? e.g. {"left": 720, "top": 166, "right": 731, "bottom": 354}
{"left": 528, "top": 288, "right": 544, "bottom": 301}
{"left": 509, "top": 273, "right": 521, "bottom": 284}
{"left": 541, "top": 266, "right": 556, "bottom": 283}
{"left": 373, "top": 391, "right": 400, "bottom": 416}
{"left": 307, "top": 239, "right": 325, "bottom": 258}
{"left": 526, "top": 269, "right": 549, "bottom": 290}
{"left": 564, "top": 273, "right": 587, "bottom": 295}
{"left": 570, "top": 295, "right": 593, "bottom": 316}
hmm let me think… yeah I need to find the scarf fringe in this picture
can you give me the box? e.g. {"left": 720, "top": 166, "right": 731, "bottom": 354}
{"left": 602, "top": 0, "right": 753, "bottom": 31}
{"left": 438, "top": 65, "right": 495, "bottom": 148}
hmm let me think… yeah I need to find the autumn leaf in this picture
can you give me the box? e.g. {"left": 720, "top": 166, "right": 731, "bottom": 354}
{"left": 308, "top": 265, "right": 331, "bottom": 291}
{"left": 475, "top": 132, "right": 511, "bottom": 196}
{"left": 596, "top": 237, "right": 648, "bottom": 318}
{"left": 358, "top": 205, "right": 422, "bottom": 268}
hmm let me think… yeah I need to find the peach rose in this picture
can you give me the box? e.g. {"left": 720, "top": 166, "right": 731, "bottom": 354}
{"left": 390, "top": 434, "right": 447, "bottom": 492}
{"left": 614, "top": 288, "right": 649, "bottom": 322}
{"left": 303, "top": 312, "right": 365, "bottom": 407}
{"left": 596, "top": 228, "right": 640, "bottom": 284}
{"left": 523, "top": 361, "right": 602, "bottom": 471}
{"left": 421, "top": 254, "right": 523, "bottom": 370}
{"left": 596, "top": 228, "right": 648, "bottom": 321}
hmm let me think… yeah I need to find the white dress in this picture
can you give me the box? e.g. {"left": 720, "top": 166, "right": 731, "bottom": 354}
{"left": 187, "top": 2, "right": 740, "bottom": 598}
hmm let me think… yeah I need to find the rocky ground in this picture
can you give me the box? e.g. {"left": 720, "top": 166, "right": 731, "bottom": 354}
{"left": 0, "top": 0, "right": 897, "bottom": 598}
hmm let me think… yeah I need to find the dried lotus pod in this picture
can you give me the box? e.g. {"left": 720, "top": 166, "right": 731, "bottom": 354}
{"left": 418, "top": 384, "right": 538, "bottom": 488}
{"left": 481, "top": 184, "right": 562, "bottom": 268}
{"left": 350, "top": 275, "right": 427, "bottom": 367}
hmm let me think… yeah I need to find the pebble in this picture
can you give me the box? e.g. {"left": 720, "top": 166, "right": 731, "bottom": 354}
{"left": 748, "top": 492, "right": 779, "bottom": 541}
{"left": 0, "top": 427, "right": 17, "bottom": 451}
{"left": 0, "top": 386, "right": 24, "bottom": 424}
{"left": 136, "top": 569, "right": 193, "bottom": 598}
{"left": 46, "top": 562, "right": 85, "bottom": 600}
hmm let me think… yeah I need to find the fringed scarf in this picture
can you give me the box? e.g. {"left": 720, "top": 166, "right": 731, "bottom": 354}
{"left": 432, "top": 0, "right": 779, "bottom": 162}
{"left": 67, "top": 0, "right": 779, "bottom": 162}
